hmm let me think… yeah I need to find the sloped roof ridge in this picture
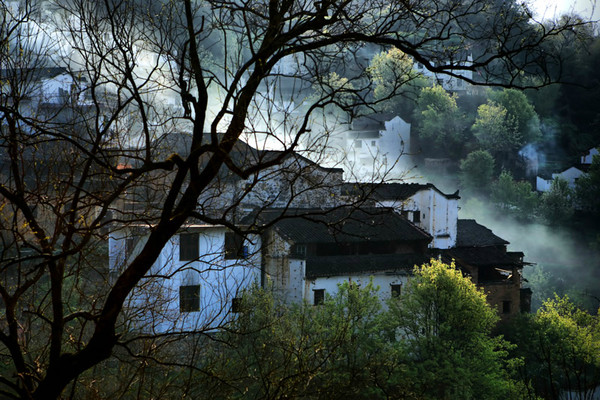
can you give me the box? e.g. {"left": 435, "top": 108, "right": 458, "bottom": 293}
{"left": 456, "top": 219, "right": 509, "bottom": 247}
{"left": 246, "top": 206, "right": 432, "bottom": 244}
{"left": 343, "top": 181, "right": 460, "bottom": 200}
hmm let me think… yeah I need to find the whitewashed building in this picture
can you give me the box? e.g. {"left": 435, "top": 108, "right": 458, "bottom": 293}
{"left": 109, "top": 224, "right": 261, "bottom": 333}
{"left": 536, "top": 166, "right": 586, "bottom": 192}
{"left": 343, "top": 183, "right": 460, "bottom": 249}
{"left": 109, "top": 140, "right": 529, "bottom": 330}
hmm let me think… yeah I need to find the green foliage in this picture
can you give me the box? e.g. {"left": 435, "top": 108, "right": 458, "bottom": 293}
{"left": 489, "top": 89, "right": 541, "bottom": 144}
{"left": 368, "top": 47, "right": 428, "bottom": 119}
{"left": 538, "top": 177, "right": 574, "bottom": 225}
{"left": 460, "top": 150, "right": 495, "bottom": 195}
{"left": 386, "top": 260, "right": 523, "bottom": 400}
{"left": 576, "top": 152, "right": 600, "bottom": 215}
{"left": 189, "top": 262, "right": 532, "bottom": 400}
{"left": 414, "top": 85, "right": 468, "bottom": 156}
{"left": 472, "top": 101, "right": 521, "bottom": 154}
{"left": 311, "top": 71, "right": 358, "bottom": 115}
{"left": 195, "top": 281, "right": 392, "bottom": 399}
{"left": 507, "top": 296, "right": 600, "bottom": 399}
{"left": 491, "top": 170, "right": 538, "bottom": 219}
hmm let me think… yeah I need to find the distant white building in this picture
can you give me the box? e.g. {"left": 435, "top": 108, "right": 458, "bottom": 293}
{"left": 343, "top": 114, "right": 411, "bottom": 178}
{"left": 343, "top": 182, "right": 460, "bottom": 249}
{"left": 581, "top": 148, "right": 599, "bottom": 165}
{"left": 536, "top": 167, "right": 586, "bottom": 192}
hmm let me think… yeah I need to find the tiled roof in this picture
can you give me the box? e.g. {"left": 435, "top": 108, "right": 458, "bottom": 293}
{"left": 153, "top": 133, "right": 344, "bottom": 174}
{"left": 306, "top": 253, "right": 430, "bottom": 278}
{"left": 456, "top": 219, "right": 509, "bottom": 247}
{"left": 245, "top": 207, "right": 432, "bottom": 244}
{"left": 342, "top": 182, "right": 460, "bottom": 201}
{"left": 442, "top": 246, "right": 521, "bottom": 268}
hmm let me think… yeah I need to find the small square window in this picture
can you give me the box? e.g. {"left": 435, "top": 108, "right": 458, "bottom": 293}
{"left": 391, "top": 284, "right": 402, "bottom": 297}
{"left": 313, "top": 289, "right": 325, "bottom": 305}
{"left": 180, "top": 233, "right": 199, "bottom": 261}
{"left": 225, "top": 232, "right": 248, "bottom": 259}
{"left": 371, "top": 140, "right": 376, "bottom": 147}
{"left": 292, "top": 244, "right": 307, "bottom": 257}
{"left": 413, "top": 211, "right": 421, "bottom": 223}
{"left": 180, "top": 285, "right": 200, "bottom": 312}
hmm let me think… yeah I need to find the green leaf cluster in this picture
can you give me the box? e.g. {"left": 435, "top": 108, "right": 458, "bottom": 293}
{"left": 460, "top": 149, "right": 495, "bottom": 195}
{"left": 539, "top": 177, "right": 574, "bottom": 225}
{"left": 414, "top": 85, "right": 467, "bottom": 156}
{"left": 491, "top": 170, "right": 539, "bottom": 219}
{"left": 576, "top": 152, "right": 600, "bottom": 214}
{"left": 192, "top": 262, "right": 528, "bottom": 399}
{"left": 507, "top": 296, "right": 600, "bottom": 399}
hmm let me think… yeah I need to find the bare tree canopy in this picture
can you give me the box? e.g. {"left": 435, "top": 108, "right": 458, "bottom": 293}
{"left": 0, "top": 0, "right": 588, "bottom": 398}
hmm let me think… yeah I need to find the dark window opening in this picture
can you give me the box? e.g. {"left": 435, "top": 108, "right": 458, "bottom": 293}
{"left": 502, "top": 300, "right": 511, "bottom": 314}
{"left": 225, "top": 232, "right": 248, "bottom": 259}
{"left": 313, "top": 289, "right": 325, "bottom": 305}
{"left": 180, "top": 233, "right": 199, "bottom": 261}
{"left": 391, "top": 284, "right": 402, "bottom": 297}
{"left": 231, "top": 297, "right": 242, "bottom": 313}
{"left": 180, "top": 285, "right": 200, "bottom": 312}
{"left": 413, "top": 211, "right": 421, "bottom": 223}
{"left": 292, "top": 244, "right": 307, "bottom": 258}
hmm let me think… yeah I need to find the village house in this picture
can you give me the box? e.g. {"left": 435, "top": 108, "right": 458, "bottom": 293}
{"left": 536, "top": 147, "right": 598, "bottom": 193}
{"left": 246, "top": 206, "right": 431, "bottom": 305}
{"left": 441, "top": 219, "right": 531, "bottom": 320}
{"left": 108, "top": 139, "right": 530, "bottom": 332}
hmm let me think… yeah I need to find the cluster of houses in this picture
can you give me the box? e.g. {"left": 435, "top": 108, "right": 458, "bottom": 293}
{"left": 536, "top": 147, "right": 598, "bottom": 194}
{"left": 2, "top": 1, "right": 527, "bottom": 334}
{"left": 108, "top": 136, "right": 531, "bottom": 333}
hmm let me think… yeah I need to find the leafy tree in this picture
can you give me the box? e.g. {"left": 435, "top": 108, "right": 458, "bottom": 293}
{"left": 386, "top": 260, "right": 524, "bottom": 400}
{"left": 489, "top": 88, "right": 542, "bottom": 144}
{"left": 491, "top": 170, "right": 539, "bottom": 218}
{"left": 368, "top": 47, "right": 428, "bottom": 119}
{"left": 460, "top": 150, "right": 496, "bottom": 195}
{"left": 576, "top": 152, "right": 600, "bottom": 215}
{"left": 507, "top": 296, "right": 600, "bottom": 400}
{"left": 538, "top": 177, "right": 574, "bottom": 225}
{"left": 472, "top": 101, "right": 521, "bottom": 156}
{"left": 194, "top": 281, "right": 393, "bottom": 400}
{"left": 413, "top": 85, "right": 469, "bottom": 157}
{"left": 311, "top": 71, "right": 358, "bottom": 118}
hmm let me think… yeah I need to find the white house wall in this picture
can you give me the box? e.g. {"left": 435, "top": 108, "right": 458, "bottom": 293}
{"left": 537, "top": 167, "right": 586, "bottom": 192}
{"left": 536, "top": 176, "right": 552, "bottom": 192}
{"left": 404, "top": 190, "right": 456, "bottom": 249}
{"left": 111, "top": 226, "right": 261, "bottom": 333}
{"left": 262, "top": 230, "right": 307, "bottom": 303}
{"left": 307, "top": 273, "right": 410, "bottom": 305}
{"left": 343, "top": 116, "right": 412, "bottom": 179}
{"left": 379, "top": 188, "right": 457, "bottom": 249}
{"left": 581, "top": 148, "right": 599, "bottom": 165}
